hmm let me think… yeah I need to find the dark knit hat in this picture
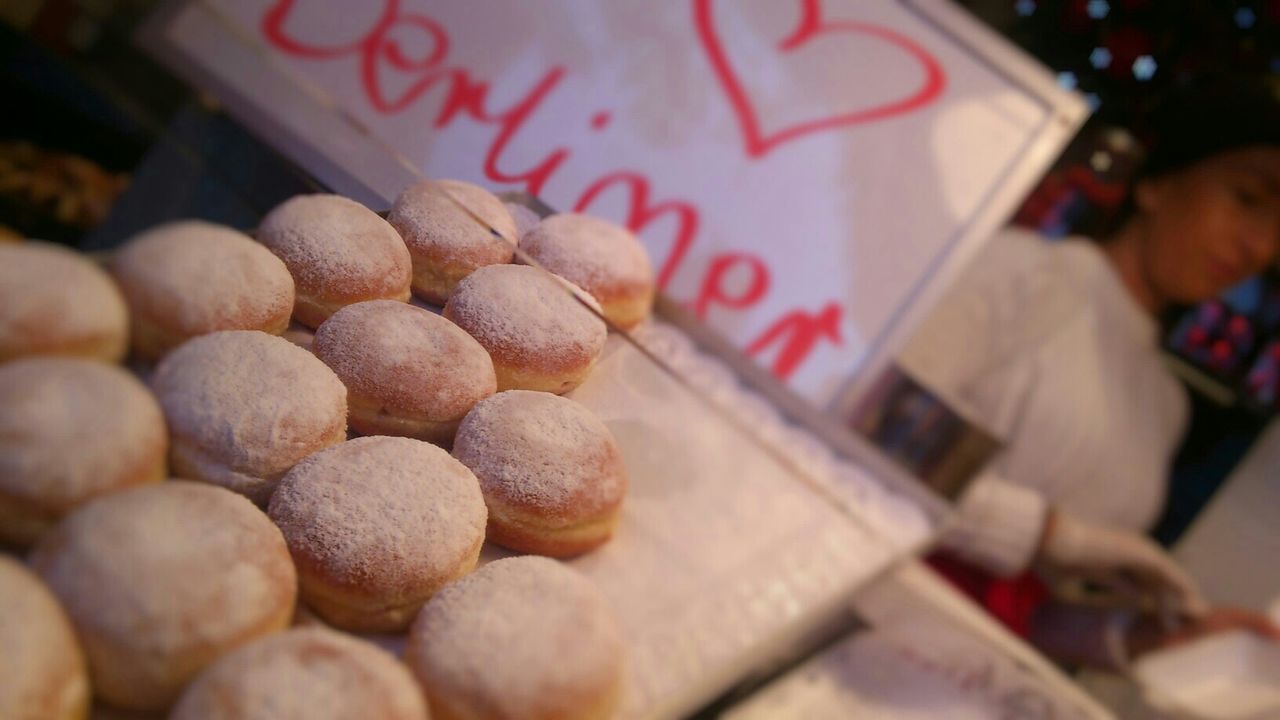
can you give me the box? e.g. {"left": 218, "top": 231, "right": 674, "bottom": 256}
{"left": 1138, "top": 75, "right": 1280, "bottom": 180}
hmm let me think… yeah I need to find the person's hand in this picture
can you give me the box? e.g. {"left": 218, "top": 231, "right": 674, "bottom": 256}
{"left": 1036, "top": 508, "right": 1209, "bottom": 617}
{"left": 1129, "top": 607, "right": 1280, "bottom": 658}
{"left": 1159, "top": 607, "right": 1280, "bottom": 649}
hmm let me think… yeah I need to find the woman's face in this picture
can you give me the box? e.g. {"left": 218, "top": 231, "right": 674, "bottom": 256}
{"left": 1136, "top": 146, "right": 1280, "bottom": 304}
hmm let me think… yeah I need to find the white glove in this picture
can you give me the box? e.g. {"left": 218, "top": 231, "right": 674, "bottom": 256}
{"left": 1039, "top": 509, "right": 1209, "bottom": 618}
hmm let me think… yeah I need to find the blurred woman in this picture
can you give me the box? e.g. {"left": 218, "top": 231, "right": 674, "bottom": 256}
{"left": 901, "top": 76, "right": 1280, "bottom": 666}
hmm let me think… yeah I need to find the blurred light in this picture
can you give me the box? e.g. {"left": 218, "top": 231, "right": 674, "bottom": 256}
{"left": 1235, "top": 7, "right": 1257, "bottom": 29}
{"left": 1057, "top": 71, "right": 1079, "bottom": 90}
{"left": 1090, "top": 47, "right": 1113, "bottom": 68}
{"left": 1132, "top": 55, "right": 1157, "bottom": 80}
{"left": 1087, "top": 0, "right": 1111, "bottom": 18}
{"left": 1201, "top": 302, "right": 1224, "bottom": 324}
{"left": 1271, "top": 57, "right": 1280, "bottom": 74}
{"left": 1015, "top": 0, "right": 1037, "bottom": 17}
{"left": 1085, "top": 92, "right": 1102, "bottom": 111}
{"left": 1104, "top": 127, "right": 1137, "bottom": 152}
{"left": 1090, "top": 150, "right": 1113, "bottom": 172}
{"left": 1212, "top": 339, "right": 1233, "bottom": 362}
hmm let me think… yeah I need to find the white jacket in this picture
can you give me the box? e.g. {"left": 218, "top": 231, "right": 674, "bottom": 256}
{"left": 900, "top": 228, "right": 1188, "bottom": 576}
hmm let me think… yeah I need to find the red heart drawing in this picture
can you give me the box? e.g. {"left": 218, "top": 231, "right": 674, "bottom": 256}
{"left": 694, "top": 0, "right": 947, "bottom": 158}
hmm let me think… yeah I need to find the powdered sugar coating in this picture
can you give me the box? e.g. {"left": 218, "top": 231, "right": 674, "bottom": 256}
{"left": 29, "top": 482, "right": 297, "bottom": 710}
{"left": 0, "top": 241, "right": 127, "bottom": 362}
{"left": 0, "top": 357, "right": 166, "bottom": 516}
{"left": 453, "top": 391, "right": 626, "bottom": 525}
{"left": 268, "top": 436, "right": 486, "bottom": 604}
{"left": 258, "top": 194, "right": 412, "bottom": 305}
{"left": 170, "top": 628, "right": 429, "bottom": 720}
{"left": 0, "top": 557, "right": 88, "bottom": 720}
{"left": 313, "top": 301, "right": 494, "bottom": 420}
{"left": 150, "top": 331, "right": 347, "bottom": 499}
{"left": 389, "top": 179, "right": 515, "bottom": 261}
{"left": 443, "top": 264, "right": 606, "bottom": 374}
{"left": 111, "top": 220, "right": 294, "bottom": 336}
{"left": 519, "top": 213, "right": 653, "bottom": 299}
{"left": 406, "top": 556, "right": 625, "bottom": 720}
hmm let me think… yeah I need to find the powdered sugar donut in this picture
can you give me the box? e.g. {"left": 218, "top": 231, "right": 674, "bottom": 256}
{"left": 150, "top": 330, "right": 347, "bottom": 505}
{"left": 452, "top": 391, "right": 627, "bottom": 557}
{"left": 0, "top": 241, "right": 127, "bottom": 364}
{"left": 258, "top": 194, "right": 413, "bottom": 328}
{"left": 0, "top": 557, "right": 89, "bottom": 720}
{"left": 110, "top": 221, "right": 294, "bottom": 361}
{"left": 443, "top": 264, "right": 606, "bottom": 394}
{"left": 312, "top": 300, "right": 495, "bottom": 445}
{"left": 0, "top": 358, "right": 166, "bottom": 548}
{"left": 30, "top": 482, "right": 297, "bottom": 712}
{"left": 170, "top": 628, "right": 429, "bottom": 720}
{"left": 519, "top": 213, "right": 654, "bottom": 330}
{"left": 406, "top": 556, "right": 625, "bottom": 720}
{"left": 268, "top": 436, "right": 487, "bottom": 633}
{"left": 388, "top": 179, "right": 517, "bottom": 304}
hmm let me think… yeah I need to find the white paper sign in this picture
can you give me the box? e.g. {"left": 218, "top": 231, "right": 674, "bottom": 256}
{"left": 145, "top": 0, "right": 1084, "bottom": 404}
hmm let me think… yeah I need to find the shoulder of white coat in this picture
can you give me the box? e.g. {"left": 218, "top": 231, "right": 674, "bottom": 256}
{"left": 960, "top": 227, "right": 1089, "bottom": 334}
{"left": 898, "top": 227, "right": 1085, "bottom": 386}
{"left": 1050, "top": 235, "right": 1117, "bottom": 281}
{"left": 961, "top": 226, "right": 1058, "bottom": 282}
{"left": 950, "top": 228, "right": 1078, "bottom": 301}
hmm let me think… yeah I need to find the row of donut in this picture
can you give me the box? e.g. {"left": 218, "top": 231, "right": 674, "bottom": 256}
{"left": 4, "top": 485, "right": 624, "bottom": 720}
{"left": 1, "top": 181, "right": 644, "bottom": 719}
{"left": 0, "top": 178, "right": 653, "bottom": 369}
{"left": 1, "top": 178, "right": 651, "bottom": 547}
{"left": 2, "top": 340, "right": 628, "bottom": 717}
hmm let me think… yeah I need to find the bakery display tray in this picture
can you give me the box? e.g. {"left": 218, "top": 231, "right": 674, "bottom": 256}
{"left": 352, "top": 310, "right": 935, "bottom": 720}
{"left": 81, "top": 194, "right": 945, "bottom": 720}
{"left": 562, "top": 319, "right": 935, "bottom": 718}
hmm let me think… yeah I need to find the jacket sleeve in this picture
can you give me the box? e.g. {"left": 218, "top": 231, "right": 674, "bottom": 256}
{"left": 942, "top": 471, "right": 1049, "bottom": 576}
{"left": 896, "top": 228, "right": 1063, "bottom": 576}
